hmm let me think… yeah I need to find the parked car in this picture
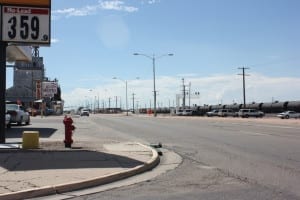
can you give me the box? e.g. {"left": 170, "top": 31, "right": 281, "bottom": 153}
{"left": 238, "top": 109, "right": 264, "bottom": 118}
{"left": 45, "top": 108, "right": 55, "bottom": 116}
{"left": 277, "top": 111, "right": 300, "bottom": 119}
{"left": 206, "top": 110, "right": 219, "bottom": 117}
{"left": 80, "top": 109, "right": 90, "bottom": 116}
{"left": 5, "top": 113, "right": 11, "bottom": 128}
{"left": 182, "top": 109, "right": 193, "bottom": 116}
{"left": 218, "top": 109, "right": 238, "bottom": 117}
{"left": 175, "top": 109, "right": 183, "bottom": 116}
{"left": 6, "top": 104, "right": 30, "bottom": 125}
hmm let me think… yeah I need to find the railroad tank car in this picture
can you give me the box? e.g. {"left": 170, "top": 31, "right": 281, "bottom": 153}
{"left": 261, "top": 101, "right": 288, "bottom": 113}
{"left": 286, "top": 101, "right": 300, "bottom": 112}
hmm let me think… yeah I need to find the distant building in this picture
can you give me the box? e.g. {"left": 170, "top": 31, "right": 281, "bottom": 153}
{"left": 6, "top": 50, "right": 63, "bottom": 115}
{"left": 6, "top": 57, "right": 45, "bottom": 103}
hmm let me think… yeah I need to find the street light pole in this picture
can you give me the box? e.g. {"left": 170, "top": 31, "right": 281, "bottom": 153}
{"left": 133, "top": 53, "right": 173, "bottom": 117}
{"left": 113, "top": 77, "right": 129, "bottom": 116}
{"left": 152, "top": 55, "right": 157, "bottom": 117}
{"left": 125, "top": 80, "right": 128, "bottom": 116}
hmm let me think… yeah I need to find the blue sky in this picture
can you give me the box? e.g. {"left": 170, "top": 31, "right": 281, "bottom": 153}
{"left": 8, "top": 0, "right": 300, "bottom": 109}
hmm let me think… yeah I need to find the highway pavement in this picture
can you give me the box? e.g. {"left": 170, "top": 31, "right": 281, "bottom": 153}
{"left": 4, "top": 114, "right": 300, "bottom": 199}
{"left": 74, "top": 114, "right": 300, "bottom": 200}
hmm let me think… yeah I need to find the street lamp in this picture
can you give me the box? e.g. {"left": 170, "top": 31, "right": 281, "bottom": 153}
{"left": 88, "top": 89, "right": 93, "bottom": 112}
{"left": 133, "top": 53, "right": 173, "bottom": 117}
{"left": 113, "top": 77, "right": 128, "bottom": 116}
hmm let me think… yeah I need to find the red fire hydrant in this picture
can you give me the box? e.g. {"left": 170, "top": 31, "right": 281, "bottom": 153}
{"left": 63, "top": 115, "right": 75, "bottom": 148}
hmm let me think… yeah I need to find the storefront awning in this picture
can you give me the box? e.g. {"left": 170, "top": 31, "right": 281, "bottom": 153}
{"left": 6, "top": 45, "right": 32, "bottom": 62}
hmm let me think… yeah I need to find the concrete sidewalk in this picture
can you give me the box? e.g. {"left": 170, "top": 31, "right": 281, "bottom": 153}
{"left": 0, "top": 140, "right": 159, "bottom": 200}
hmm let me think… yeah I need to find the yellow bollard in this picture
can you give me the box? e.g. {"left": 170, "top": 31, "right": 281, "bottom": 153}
{"left": 22, "top": 131, "right": 39, "bottom": 149}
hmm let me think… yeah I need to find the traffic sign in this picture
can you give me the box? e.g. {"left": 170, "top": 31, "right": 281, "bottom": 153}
{"left": 1, "top": 5, "right": 50, "bottom": 44}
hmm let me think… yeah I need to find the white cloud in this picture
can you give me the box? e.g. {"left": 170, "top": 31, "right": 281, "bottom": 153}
{"left": 53, "top": 6, "right": 97, "bottom": 17}
{"left": 52, "top": 1, "right": 138, "bottom": 18}
{"left": 147, "top": 0, "right": 161, "bottom": 4}
{"left": 62, "top": 74, "right": 300, "bottom": 109}
{"left": 51, "top": 38, "right": 59, "bottom": 43}
{"left": 140, "top": 0, "right": 161, "bottom": 4}
{"left": 99, "top": 0, "right": 138, "bottom": 12}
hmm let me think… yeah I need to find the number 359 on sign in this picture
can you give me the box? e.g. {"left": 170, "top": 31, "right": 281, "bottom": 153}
{"left": 2, "top": 6, "right": 50, "bottom": 44}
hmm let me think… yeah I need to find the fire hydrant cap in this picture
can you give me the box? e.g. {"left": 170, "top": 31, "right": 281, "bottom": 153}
{"left": 63, "top": 116, "right": 73, "bottom": 125}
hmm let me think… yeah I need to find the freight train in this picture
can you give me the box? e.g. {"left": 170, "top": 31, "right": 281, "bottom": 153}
{"left": 194, "top": 100, "right": 300, "bottom": 116}
{"left": 137, "top": 100, "right": 300, "bottom": 116}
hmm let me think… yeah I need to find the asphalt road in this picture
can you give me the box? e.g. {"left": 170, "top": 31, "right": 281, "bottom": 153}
{"left": 13, "top": 114, "right": 300, "bottom": 200}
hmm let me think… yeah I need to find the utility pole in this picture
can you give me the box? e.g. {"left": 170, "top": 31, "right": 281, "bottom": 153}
{"left": 108, "top": 97, "right": 111, "bottom": 109}
{"left": 97, "top": 93, "right": 100, "bottom": 112}
{"left": 238, "top": 67, "right": 250, "bottom": 108}
{"left": 119, "top": 97, "right": 122, "bottom": 109}
{"left": 115, "top": 96, "right": 118, "bottom": 109}
{"left": 182, "top": 78, "right": 186, "bottom": 108}
{"left": 132, "top": 93, "right": 135, "bottom": 113}
{"left": 189, "top": 82, "right": 191, "bottom": 108}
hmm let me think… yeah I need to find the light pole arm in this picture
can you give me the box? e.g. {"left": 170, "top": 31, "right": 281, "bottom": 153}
{"left": 133, "top": 53, "right": 174, "bottom": 60}
{"left": 133, "top": 53, "right": 153, "bottom": 60}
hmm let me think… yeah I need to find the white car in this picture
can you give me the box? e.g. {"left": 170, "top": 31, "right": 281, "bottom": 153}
{"left": 277, "top": 111, "right": 300, "bottom": 119}
{"left": 80, "top": 109, "right": 90, "bottom": 116}
{"left": 175, "top": 109, "right": 183, "bottom": 116}
{"left": 206, "top": 110, "right": 219, "bottom": 117}
{"left": 6, "top": 104, "right": 30, "bottom": 125}
{"left": 182, "top": 109, "right": 193, "bottom": 116}
{"left": 218, "top": 109, "right": 238, "bottom": 117}
{"left": 238, "top": 109, "right": 264, "bottom": 118}
{"left": 5, "top": 113, "right": 11, "bottom": 128}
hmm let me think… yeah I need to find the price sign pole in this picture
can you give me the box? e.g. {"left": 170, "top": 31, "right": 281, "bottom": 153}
{"left": 0, "top": 0, "right": 51, "bottom": 143}
{"left": 0, "top": 42, "right": 7, "bottom": 143}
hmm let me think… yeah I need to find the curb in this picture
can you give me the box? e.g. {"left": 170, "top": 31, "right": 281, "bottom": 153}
{"left": 0, "top": 143, "right": 160, "bottom": 200}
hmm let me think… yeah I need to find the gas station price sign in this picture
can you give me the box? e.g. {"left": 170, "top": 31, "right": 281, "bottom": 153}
{"left": 0, "top": 0, "right": 51, "bottom": 45}
{"left": 2, "top": 5, "right": 50, "bottom": 44}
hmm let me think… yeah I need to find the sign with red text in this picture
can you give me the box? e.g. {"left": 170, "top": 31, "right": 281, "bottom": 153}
{"left": 42, "top": 81, "right": 57, "bottom": 98}
{"left": 0, "top": 0, "right": 50, "bottom": 6}
{"left": 2, "top": 5, "right": 50, "bottom": 44}
{"left": 36, "top": 80, "right": 41, "bottom": 99}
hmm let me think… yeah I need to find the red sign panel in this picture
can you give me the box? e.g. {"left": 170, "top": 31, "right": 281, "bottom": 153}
{"left": 0, "top": 0, "right": 50, "bottom": 6}
{"left": 36, "top": 80, "right": 41, "bottom": 99}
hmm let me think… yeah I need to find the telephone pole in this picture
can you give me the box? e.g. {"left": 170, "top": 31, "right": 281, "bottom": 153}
{"left": 108, "top": 97, "right": 111, "bottom": 109}
{"left": 132, "top": 93, "right": 136, "bottom": 113}
{"left": 115, "top": 96, "right": 118, "bottom": 109}
{"left": 182, "top": 78, "right": 186, "bottom": 108}
{"left": 238, "top": 67, "right": 250, "bottom": 108}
